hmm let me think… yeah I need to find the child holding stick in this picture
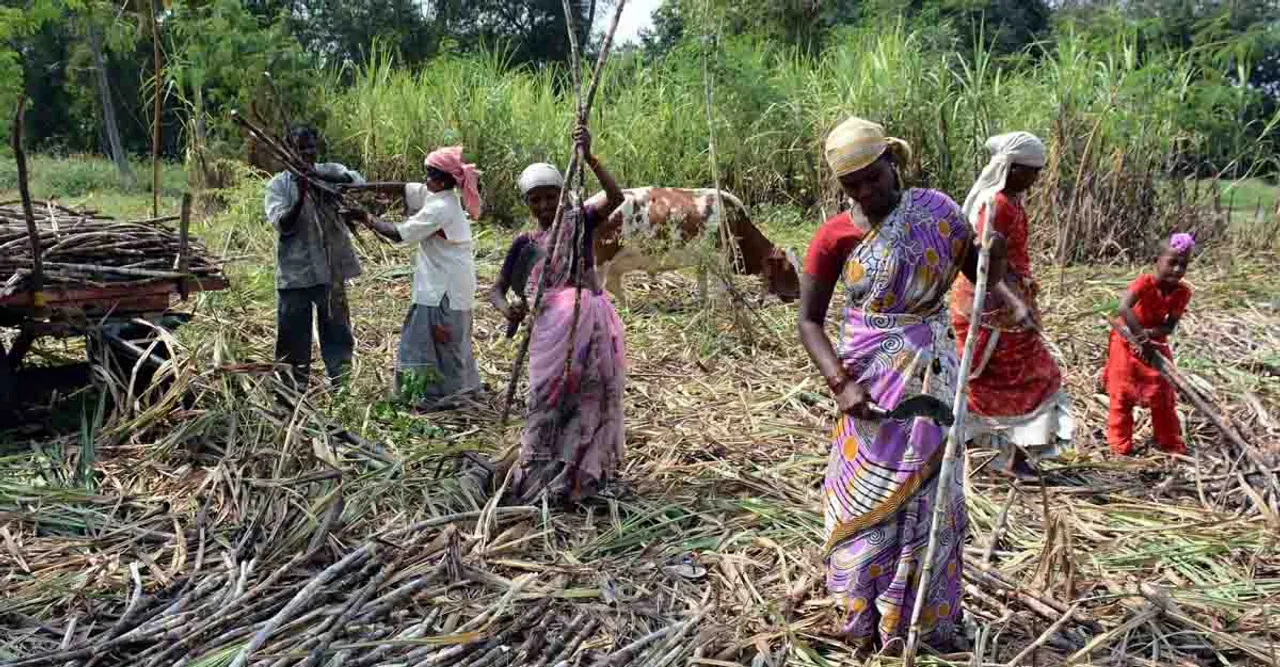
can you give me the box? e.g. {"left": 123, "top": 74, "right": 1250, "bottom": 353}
{"left": 1102, "top": 233, "right": 1195, "bottom": 456}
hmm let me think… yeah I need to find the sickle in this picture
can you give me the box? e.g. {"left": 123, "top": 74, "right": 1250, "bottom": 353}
{"left": 865, "top": 394, "right": 955, "bottom": 427}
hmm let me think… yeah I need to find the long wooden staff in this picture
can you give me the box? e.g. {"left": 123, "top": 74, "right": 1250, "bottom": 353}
{"left": 498, "top": 0, "right": 627, "bottom": 428}
{"left": 903, "top": 212, "right": 996, "bottom": 666}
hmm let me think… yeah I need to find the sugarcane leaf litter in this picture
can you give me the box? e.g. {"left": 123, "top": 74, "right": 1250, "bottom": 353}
{"left": 0, "top": 187, "right": 1277, "bottom": 667}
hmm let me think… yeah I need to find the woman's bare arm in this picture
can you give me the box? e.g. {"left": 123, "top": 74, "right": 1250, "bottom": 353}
{"left": 491, "top": 243, "right": 528, "bottom": 324}
{"left": 799, "top": 275, "right": 873, "bottom": 417}
{"left": 798, "top": 276, "right": 843, "bottom": 382}
{"left": 960, "top": 231, "right": 1008, "bottom": 286}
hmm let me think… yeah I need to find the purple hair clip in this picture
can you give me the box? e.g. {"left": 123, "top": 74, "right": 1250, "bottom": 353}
{"left": 1169, "top": 232, "right": 1195, "bottom": 254}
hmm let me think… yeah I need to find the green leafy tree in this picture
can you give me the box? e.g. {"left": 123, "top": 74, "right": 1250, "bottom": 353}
{"left": 1, "top": 0, "right": 83, "bottom": 147}
{"left": 265, "top": 0, "right": 439, "bottom": 68}
{"left": 642, "top": 0, "right": 861, "bottom": 56}
{"left": 165, "top": 0, "right": 311, "bottom": 185}
{"left": 432, "top": 0, "right": 595, "bottom": 66}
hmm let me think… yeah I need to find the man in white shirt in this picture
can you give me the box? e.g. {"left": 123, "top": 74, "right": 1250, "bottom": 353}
{"left": 356, "top": 148, "right": 482, "bottom": 409}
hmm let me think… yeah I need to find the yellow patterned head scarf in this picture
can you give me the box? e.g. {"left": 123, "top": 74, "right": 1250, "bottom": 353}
{"left": 824, "top": 117, "right": 912, "bottom": 178}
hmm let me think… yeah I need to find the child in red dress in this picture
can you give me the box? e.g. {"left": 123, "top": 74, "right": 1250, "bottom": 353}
{"left": 1102, "top": 233, "right": 1195, "bottom": 456}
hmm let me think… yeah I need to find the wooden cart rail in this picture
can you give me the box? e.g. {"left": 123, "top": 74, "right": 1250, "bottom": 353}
{"left": 0, "top": 276, "right": 229, "bottom": 325}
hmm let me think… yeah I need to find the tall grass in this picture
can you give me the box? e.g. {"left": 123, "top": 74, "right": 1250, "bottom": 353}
{"left": 318, "top": 21, "right": 1278, "bottom": 256}
{"left": 0, "top": 154, "right": 188, "bottom": 200}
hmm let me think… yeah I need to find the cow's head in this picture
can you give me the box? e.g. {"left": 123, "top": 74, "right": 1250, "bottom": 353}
{"left": 762, "top": 246, "right": 801, "bottom": 303}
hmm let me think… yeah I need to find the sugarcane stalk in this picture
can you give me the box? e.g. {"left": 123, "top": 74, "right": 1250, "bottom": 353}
{"left": 903, "top": 215, "right": 995, "bottom": 667}
{"left": 300, "top": 554, "right": 401, "bottom": 667}
{"left": 983, "top": 486, "right": 1017, "bottom": 564}
{"left": 593, "top": 624, "right": 679, "bottom": 667}
{"left": 1004, "top": 602, "right": 1081, "bottom": 667}
{"left": 341, "top": 609, "right": 440, "bottom": 667}
{"left": 435, "top": 600, "right": 551, "bottom": 667}
{"left": 499, "top": 0, "right": 628, "bottom": 428}
{"left": 541, "top": 0, "right": 608, "bottom": 487}
{"left": 543, "top": 617, "right": 599, "bottom": 667}
{"left": 178, "top": 193, "right": 191, "bottom": 299}
{"left": 643, "top": 606, "right": 710, "bottom": 667}
{"left": 11, "top": 98, "right": 43, "bottom": 300}
{"left": 963, "top": 566, "right": 1100, "bottom": 631}
{"left": 148, "top": 0, "right": 162, "bottom": 219}
{"left": 492, "top": 622, "right": 544, "bottom": 667}
{"left": 1064, "top": 604, "right": 1160, "bottom": 666}
{"left": 227, "top": 545, "right": 377, "bottom": 667}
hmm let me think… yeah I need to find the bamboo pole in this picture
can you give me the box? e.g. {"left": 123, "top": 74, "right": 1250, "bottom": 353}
{"left": 11, "top": 97, "right": 42, "bottom": 300}
{"left": 903, "top": 207, "right": 996, "bottom": 666}
{"left": 149, "top": 0, "right": 163, "bottom": 218}
{"left": 498, "top": 0, "right": 627, "bottom": 428}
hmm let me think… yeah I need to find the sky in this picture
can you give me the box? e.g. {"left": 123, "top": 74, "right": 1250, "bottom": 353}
{"left": 603, "top": 0, "right": 661, "bottom": 44}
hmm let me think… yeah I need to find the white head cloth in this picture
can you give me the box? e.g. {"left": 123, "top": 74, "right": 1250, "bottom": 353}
{"left": 518, "top": 162, "right": 564, "bottom": 195}
{"left": 961, "top": 132, "right": 1047, "bottom": 225}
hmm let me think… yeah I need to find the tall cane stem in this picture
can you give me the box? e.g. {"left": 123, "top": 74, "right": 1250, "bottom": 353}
{"left": 498, "top": 0, "right": 628, "bottom": 428}
{"left": 902, "top": 216, "right": 994, "bottom": 666}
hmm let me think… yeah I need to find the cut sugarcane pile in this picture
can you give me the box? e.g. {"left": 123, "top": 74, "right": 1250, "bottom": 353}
{"left": 0, "top": 369, "right": 713, "bottom": 667}
{"left": 0, "top": 201, "right": 224, "bottom": 298}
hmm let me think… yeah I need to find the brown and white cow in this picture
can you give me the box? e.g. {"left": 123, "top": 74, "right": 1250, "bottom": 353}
{"left": 584, "top": 187, "right": 801, "bottom": 306}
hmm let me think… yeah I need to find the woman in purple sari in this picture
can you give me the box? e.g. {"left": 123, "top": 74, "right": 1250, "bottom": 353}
{"left": 798, "top": 118, "right": 1027, "bottom": 653}
{"left": 490, "top": 127, "right": 627, "bottom": 504}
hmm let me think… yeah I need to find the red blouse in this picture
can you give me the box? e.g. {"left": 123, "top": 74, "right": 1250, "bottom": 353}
{"left": 803, "top": 211, "right": 867, "bottom": 284}
{"left": 951, "top": 192, "right": 1038, "bottom": 331}
{"left": 1103, "top": 273, "right": 1192, "bottom": 405}
{"left": 1122, "top": 274, "right": 1192, "bottom": 340}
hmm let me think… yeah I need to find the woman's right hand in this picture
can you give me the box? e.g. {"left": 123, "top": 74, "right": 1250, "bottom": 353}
{"left": 835, "top": 380, "right": 875, "bottom": 419}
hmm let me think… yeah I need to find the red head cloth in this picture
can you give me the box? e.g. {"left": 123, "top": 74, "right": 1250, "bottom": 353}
{"left": 425, "top": 146, "right": 482, "bottom": 219}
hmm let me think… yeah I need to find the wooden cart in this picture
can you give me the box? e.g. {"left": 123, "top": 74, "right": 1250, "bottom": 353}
{"left": 0, "top": 275, "right": 229, "bottom": 417}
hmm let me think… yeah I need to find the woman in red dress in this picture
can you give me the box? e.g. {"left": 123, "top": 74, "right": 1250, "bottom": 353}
{"left": 951, "top": 132, "right": 1073, "bottom": 480}
{"left": 1103, "top": 234, "right": 1195, "bottom": 455}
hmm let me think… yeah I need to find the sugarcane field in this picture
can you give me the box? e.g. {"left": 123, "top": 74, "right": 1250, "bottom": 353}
{"left": 3, "top": 1, "right": 1280, "bottom": 666}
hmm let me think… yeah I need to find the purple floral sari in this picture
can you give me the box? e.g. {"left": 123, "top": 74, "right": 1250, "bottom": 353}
{"left": 823, "top": 189, "right": 972, "bottom": 650}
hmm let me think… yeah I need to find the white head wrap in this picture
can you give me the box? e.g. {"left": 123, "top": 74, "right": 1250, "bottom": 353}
{"left": 961, "top": 132, "right": 1047, "bottom": 225}
{"left": 518, "top": 162, "right": 564, "bottom": 195}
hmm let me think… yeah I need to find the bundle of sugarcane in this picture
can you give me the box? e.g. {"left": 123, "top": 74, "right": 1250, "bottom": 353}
{"left": 0, "top": 201, "right": 223, "bottom": 298}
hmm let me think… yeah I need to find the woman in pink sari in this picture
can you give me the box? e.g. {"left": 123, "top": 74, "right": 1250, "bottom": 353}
{"left": 490, "top": 127, "right": 627, "bottom": 504}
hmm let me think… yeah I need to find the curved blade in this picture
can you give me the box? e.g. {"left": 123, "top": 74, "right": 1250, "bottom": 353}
{"left": 886, "top": 394, "right": 955, "bottom": 426}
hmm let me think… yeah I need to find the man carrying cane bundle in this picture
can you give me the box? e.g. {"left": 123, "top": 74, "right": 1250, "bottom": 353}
{"left": 263, "top": 126, "right": 365, "bottom": 389}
